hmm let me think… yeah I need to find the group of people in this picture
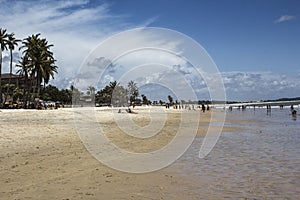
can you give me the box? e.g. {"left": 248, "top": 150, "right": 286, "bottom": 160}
{"left": 201, "top": 104, "right": 210, "bottom": 112}
{"left": 164, "top": 104, "right": 210, "bottom": 112}
{"left": 227, "top": 104, "right": 298, "bottom": 118}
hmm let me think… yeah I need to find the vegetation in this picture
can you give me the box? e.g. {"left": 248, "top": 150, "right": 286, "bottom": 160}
{"left": 141, "top": 94, "right": 151, "bottom": 105}
{"left": 167, "top": 95, "right": 173, "bottom": 105}
{"left": 95, "top": 81, "right": 134, "bottom": 106}
{"left": 0, "top": 28, "right": 58, "bottom": 107}
{"left": 127, "top": 80, "right": 139, "bottom": 104}
{"left": 1, "top": 26, "right": 151, "bottom": 108}
{"left": 95, "top": 81, "right": 118, "bottom": 105}
{"left": 5, "top": 33, "right": 21, "bottom": 102}
{"left": 42, "top": 85, "right": 72, "bottom": 104}
{"left": 0, "top": 28, "right": 9, "bottom": 105}
{"left": 1, "top": 27, "right": 221, "bottom": 109}
{"left": 0, "top": 27, "right": 210, "bottom": 109}
{"left": 19, "top": 33, "right": 58, "bottom": 99}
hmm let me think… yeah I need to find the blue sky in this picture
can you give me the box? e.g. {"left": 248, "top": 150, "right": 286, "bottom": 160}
{"left": 109, "top": 0, "right": 300, "bottom": 74}
{"left": 0, "top": 0, "right": 299, "bottom": 101}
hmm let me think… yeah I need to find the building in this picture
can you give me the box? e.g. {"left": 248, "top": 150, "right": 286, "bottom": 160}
{"left": 0, "top": 73, "right": 26, "bottom": 89}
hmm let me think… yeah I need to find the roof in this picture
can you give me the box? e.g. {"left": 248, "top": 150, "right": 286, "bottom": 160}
{"left": 1, "top": 73, "right": 23, "bottom": 79}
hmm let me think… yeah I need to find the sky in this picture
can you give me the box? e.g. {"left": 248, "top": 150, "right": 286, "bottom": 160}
{"left": 0, "top": 0, "right": 299, "bottom": 101}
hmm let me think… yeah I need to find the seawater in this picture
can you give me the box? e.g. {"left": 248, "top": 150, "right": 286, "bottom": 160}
{"left": 172, "top": 107, "right": 299, "bottom": 199}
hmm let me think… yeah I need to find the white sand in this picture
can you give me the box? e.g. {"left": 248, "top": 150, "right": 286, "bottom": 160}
{"left": 0, "top": 107, "right": 239, "bottom": 199}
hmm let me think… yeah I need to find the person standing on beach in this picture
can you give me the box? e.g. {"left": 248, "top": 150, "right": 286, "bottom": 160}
{"left": 201, "top": 104, "right": 206, "bottom": 112}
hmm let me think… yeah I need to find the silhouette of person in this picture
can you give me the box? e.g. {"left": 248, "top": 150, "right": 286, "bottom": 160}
{"left": 201, "top": 104, "right": 206, "bottom": 112}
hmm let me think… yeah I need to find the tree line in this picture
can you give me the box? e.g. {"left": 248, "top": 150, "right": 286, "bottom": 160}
{"left": 1, "top": 27, "right": 199, "bottom": 108}
{"left": 0, "top": 28, "right": 58, "bottom": 107}
{"left": 88, "top": 80, "right": 151, "bottom": 106}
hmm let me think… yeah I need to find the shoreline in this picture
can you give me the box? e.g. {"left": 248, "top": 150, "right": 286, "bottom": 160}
{"left": 0, "top": 107, "right": 243, "bottom": 199}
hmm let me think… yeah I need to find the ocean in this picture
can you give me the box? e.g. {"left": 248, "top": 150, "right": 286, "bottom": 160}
{"left": 172, "top": 107, "right": 299, "bottom": 199}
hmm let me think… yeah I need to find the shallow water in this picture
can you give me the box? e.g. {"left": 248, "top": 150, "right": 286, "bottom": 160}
{"left": 172, "top": 107, "right": 299, "bottom": 199}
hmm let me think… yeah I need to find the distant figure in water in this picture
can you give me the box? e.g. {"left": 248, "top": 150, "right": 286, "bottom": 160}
{"left": 242, "top": 105, "right": 246, "bottom": 111}
{"left": 267, "top": 105, "right": 271, "bottom": 116}
{"left": 291, "top": 105, "right": 294, "bottom": 111}
{"left": 280, "top": 105, "right": 284, "bottom": 109}
{"left": 291, "top": 109, "right": 297, "bottom": 117}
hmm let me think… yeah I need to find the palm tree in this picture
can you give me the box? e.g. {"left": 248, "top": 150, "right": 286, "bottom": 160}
{"left": 16, "top": 57, "right": 32, "bottom": 103}
{"left": 5, "top": 33, "right": 21, "bottom": 102}
{"left": 7, "top": 33, "right": 21, "bottom": 79}
{"left": 34, "top": 38, "right": 57, "bottom": 94}
{"left": 20, "top": 34, "right": 58, "bottom": 99}
{"left": 0, "top": 28, "right": 9, "bottom": 105}
{"left": 168, "top": 95, "right": 173, "bottom": 105}
{"left": 127, "top": 80, "right": 139, "bottom": 104}
{"left": 41, "top": 62, "right": 58, "bottom": 86}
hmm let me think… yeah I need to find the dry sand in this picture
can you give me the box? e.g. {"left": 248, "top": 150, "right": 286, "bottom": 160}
{"left": 0, "top": 107, "right": 240, "bottom": 200}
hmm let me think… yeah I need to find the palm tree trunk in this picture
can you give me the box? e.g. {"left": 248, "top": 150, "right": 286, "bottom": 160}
{"left": 4, "top": 49, "right": 13, "bottom": 103}
{"left": 33, "top": 66, "right": 41, "bottom": 99}
{"left": 23, "top": 72, "right": 28, "bottom": 107}
{"left": 0, "top": 48, "right": 2, "bottom": 106}
{"left": 27, "top": 77, "right": 32, "bottom": 106}
{"left": 37, "top": 74, "right": 41, "bottom": 98}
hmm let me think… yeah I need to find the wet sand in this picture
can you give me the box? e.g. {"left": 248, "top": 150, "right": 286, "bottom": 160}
{"left": 0, "top": 107, "right": 240, "bottom": 200}
{"left": 1, "top": 107, "right": 298, "bottom": 199}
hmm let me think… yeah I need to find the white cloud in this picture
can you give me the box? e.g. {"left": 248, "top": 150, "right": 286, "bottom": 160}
{"left": 221, "top": 71, "right": 300, "bottom": 101}
{"left": 274, "top": 15, "right": 296, "bottom": 23}
{"left": 0, "top": 0, "right": 156, "bottom": 88}
{"left": 130, "top": 69, "right": 300, "bottom": 101}
{"left": 101, "top": 74, "right": 115, "bottom": 86}
{"left": 73, "top": 27, "right": 197, "bottom": 90}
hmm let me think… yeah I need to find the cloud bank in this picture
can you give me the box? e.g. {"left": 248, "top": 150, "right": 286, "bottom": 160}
{"left": 221, "top": 71, "right": 300, "bottom": 101}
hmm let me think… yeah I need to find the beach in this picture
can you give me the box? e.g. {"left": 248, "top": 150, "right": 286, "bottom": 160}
{"left": 1, "top": 1, "right": 299, "bottom": 199}
{"left": 0, "top": 107, "right": 299, "bottom": 199}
